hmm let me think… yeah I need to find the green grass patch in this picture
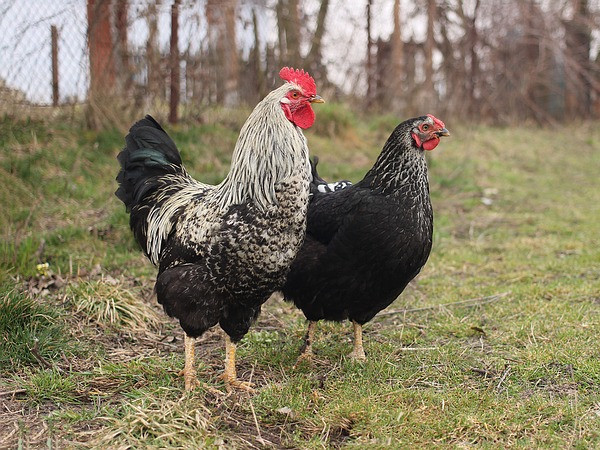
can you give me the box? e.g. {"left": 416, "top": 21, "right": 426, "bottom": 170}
{"left": 17, "top": 369, "right": 81, "bottom": 405}
{"left": 1, "top": 114, "right": 600, "bottom": 447}
{"left": 0, "top": 286, "right": 71, "bottom": 370}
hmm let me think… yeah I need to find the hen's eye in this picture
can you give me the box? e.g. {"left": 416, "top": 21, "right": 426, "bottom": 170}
{"left": 422, "top": 124, "right": 429, "bottom": 131}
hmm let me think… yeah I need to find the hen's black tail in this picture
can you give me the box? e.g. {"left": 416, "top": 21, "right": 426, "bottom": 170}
{"left": 310, "top": 156, "right": 353, "bottom": 196}
{"left": 115, "top": 115, "right": 183, "bottom": 211}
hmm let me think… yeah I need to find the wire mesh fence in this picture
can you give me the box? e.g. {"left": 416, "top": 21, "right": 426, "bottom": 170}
{"left": 1, "top": 0, "right": 599, "bottom": 127}
{"left": 0, "top": 0, "right": 265, "bottom": 126}
{"left": 0, "top": 1, "right": 89, "bottom": 107}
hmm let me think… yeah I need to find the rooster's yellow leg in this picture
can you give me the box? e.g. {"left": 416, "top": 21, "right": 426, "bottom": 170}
{"left": 219, "top": 335, "right": 255, "bottom": 392}
{"left": 293, "top": 321, "right": 317, "bottom": 368}
{"left": 349, "top": 321, "right": 367, "bottom": 361}
{"left": 180, "top": 334, "right": 200, "bottom": 390}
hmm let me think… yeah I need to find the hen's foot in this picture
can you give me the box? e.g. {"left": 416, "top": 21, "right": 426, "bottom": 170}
{"left": 348, "top": 348, "right": 367, "bottom": 361}
{"left": 294, "top": 321, "right": 317, "bottom": 369}
{"left": 349, "top": 321, "right": 367, "bottom": 361}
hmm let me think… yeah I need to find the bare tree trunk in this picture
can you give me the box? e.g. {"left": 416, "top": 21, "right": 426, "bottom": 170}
{"left": 87, "top": 0, "right": 115, "bottom": 96}
{"left": 252, "top": 8, "right": 266, "bottom": 99}
{"left": 403, "top": 39, "right": 417, "bottom": 111}
{"left": 206, "top": 0, "right": 218, "bottom": 103}
{"left": 467, "top": 0, "right": 480, "bottom": 117}
{"left": 146, "top": 1, "right": 163, "bottom": 103}
{"left": 206, "top": 0, "right": 239, "bottom": 106}
{"left": 87, "top": 0, "right": 116, "bottom": 129}
{"left": 306, "top": 0, "right": 329, "bottom": 83}
{"left": 389, "top": 0, "right": 404, "bottom": 110}
{"left": 115, "top": 0, "right": 131, "bottom": 96}
{"left": 223, "top": 0, "right": 239, "bottom": 106}
{"left": 276, "top": 1, "right": 287, "bottom": 65}
{"left": 424, "top": 0, "right": 435, "bottom": 101}
{"left": 374, "top": 38, "right": 391, "bottom": 106}
{"left": 594, "top": 52, "right": 600, "bottom": 117}
{"left": 565, "top": 0, "right": 592, "bottom": 117}
{"left": 169, "top": 0, "right": 180, "bottom": 124}
{"left": 366, "top": 0, "right": 373, "bottom": 106}
{"left": 277, "top": 0, "right": 301, "bottom": 67}
{"left": 436, "top": 2, "right": 461, "bottom": 117}
{"left": 285, "top": 0, "right": 301, "bottom": 67}
{"left": 454, "top": 0, "right": 479, "bottom": 118}
{"left": 265, "top": 44, "right": 277, "bottom": 89}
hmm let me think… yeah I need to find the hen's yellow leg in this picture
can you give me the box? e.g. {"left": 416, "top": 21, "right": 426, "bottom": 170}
{"left": 219, "top": 335, "right": 255, "bottom": 392}
{"left": 349, "top": 321, "right": 366, "bottom": 361}
{"left": 293, "top": 321, "right": 317, "bottom": 368}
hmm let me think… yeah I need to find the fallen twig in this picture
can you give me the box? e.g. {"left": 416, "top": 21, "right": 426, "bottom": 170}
{"left": 137, "top": 336, "right": 178, "bottom": 349}
{"left": 396, "top": 347, "right": 438, "bottom": 351}
{"left": 30, "top": 339, "right": 55, "bottom": 370}
{"left": 496, "top": 366, "right": 512, "bottom": 391}
{"left": 249, "top": 400, "right": 268, "bottom": 446}
{"left": 0, "top": 389, "right": 27, "bottom": 397}
{"left": 377, "top": 292, "right": 511, "bottom": 318}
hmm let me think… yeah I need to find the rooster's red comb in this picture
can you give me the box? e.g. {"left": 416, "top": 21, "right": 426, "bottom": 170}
{"left": 279, "top": 67, "right": 316, "bottom": 96}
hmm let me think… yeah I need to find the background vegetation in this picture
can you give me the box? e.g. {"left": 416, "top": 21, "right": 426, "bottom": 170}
{"left": 1, "top": 0, "right": 600, "bottom": 127}
{"left": 1, "top": 107, "right": 599, "bottom": 447}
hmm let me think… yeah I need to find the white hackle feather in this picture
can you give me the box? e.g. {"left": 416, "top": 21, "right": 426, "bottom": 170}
{"left": 143, "top": 81, "right": 310, "bottom": 264}
{"left": 217, "top": 83, "right": 309, "bottom": 211}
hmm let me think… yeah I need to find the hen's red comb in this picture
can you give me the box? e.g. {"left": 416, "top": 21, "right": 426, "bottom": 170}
{"left": 279, "top": 67, "right": 316, "bottom": 96}
{"left": 427, "top": 114, "right": 445, "bottom": 129}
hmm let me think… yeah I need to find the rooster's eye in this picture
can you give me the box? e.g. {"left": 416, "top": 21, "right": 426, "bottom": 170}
{"left": 291, "top": 91, "right": 300, "bottom": 99}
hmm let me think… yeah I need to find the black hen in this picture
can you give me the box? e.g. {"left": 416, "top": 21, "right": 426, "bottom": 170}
{"left": 282, "top": 114, "right": 449, "bottom": 361}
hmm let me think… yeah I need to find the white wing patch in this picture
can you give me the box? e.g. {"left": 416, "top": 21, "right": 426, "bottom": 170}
{"left": 146, "top": 177, "right": 210, "bottom": 264}
{"left": 316, "top": 180, "right": 353, "bottom": 194}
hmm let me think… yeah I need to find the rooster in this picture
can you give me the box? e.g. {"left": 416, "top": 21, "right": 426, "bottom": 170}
{"left": 282, "top": 115, "right": 449, "bottom": 363}
{"left": 116, "top": 68, "right": 323, "bottom": 391}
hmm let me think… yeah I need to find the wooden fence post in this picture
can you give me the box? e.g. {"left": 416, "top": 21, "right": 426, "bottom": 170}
{"left": 51, "top": 25, "right": 59, "bottom": 106}
{"left": 169, "top": 0, "right": 180, "bottom": 124}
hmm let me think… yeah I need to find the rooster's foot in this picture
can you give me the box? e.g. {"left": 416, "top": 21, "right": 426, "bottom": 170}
{"left": 178, "top": 368, "right": 201, "bottom": 391}
{"left": 218, "top": 372, "right": 255, "bottom": 393}
{"left": 219, "top": 335, "right": 255, "bottom": 392}
{"left": 180, "top": 334, "right": 200, "bottom": 391}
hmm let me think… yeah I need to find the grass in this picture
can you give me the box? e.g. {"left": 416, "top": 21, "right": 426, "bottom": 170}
{"left": 67, "top": 279, "right": 160, "bottom": 330}
{"left": 0, "top": 286, "right": 73, "bottom": 370}
{"left": 0, "top": 108, "right": 599, "bottom": 447}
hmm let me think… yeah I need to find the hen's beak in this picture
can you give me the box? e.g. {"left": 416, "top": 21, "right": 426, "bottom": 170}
{"left": 309, "top": 95, "right": 325, "bottom": 104}
{"left": 435, "top": 128, "right": 450, "bottom": 137}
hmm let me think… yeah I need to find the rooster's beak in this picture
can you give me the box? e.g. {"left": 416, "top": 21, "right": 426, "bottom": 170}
{"left": 435, "top": 128, "right": 450, "bottom": 137}
{"left": 309, "top": 95, "right": 325, "bottom": 104}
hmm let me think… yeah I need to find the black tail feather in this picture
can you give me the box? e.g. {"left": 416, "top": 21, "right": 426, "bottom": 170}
{"left": 310, "top": 156, "right": 329, "bottom": 196}
{"left": 309, "top": 156, "right": 352, "bottom": 195}
{"left": 310, "top": 156, "right": 328, "bottom": 186}
{"left": 115, "top": 115, "right": 183, "bottom": 211}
